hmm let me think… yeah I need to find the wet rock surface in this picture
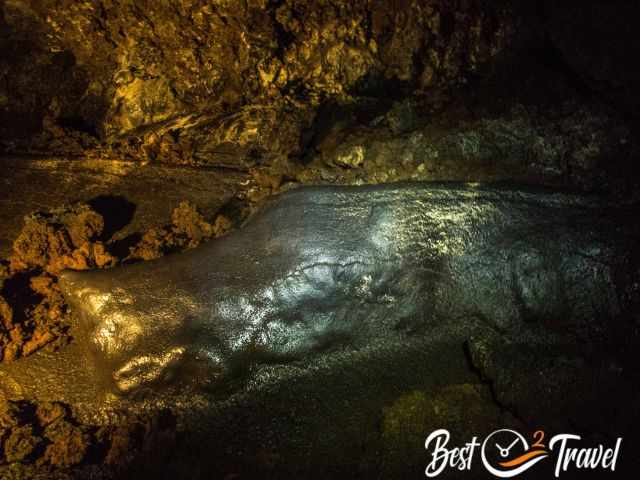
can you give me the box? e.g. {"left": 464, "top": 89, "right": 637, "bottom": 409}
{"left": 1, "top": 0, "right": 640, "bottom": 478}
{"left": 0, "top": 197, "right": 238, "bottom": 365}
{"left": 1, "top": 184, "right": 639, "bottom": 479}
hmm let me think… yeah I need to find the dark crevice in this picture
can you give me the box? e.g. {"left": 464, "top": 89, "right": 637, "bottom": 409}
{"left": 1, "top": 269, "right": 44, "bottom": 326}
{"left": 87, "top": 195, "right": 137, "bottom": 242}
{"left": 109, "top": 232, "right": 142, "bottom": 262}
{"left": 57, "top": 116, "right": 101, "bottom": 138}
{"left": 269, "top": 0, "right": 296, "bottom": 61}
{"left": 461, "top": 339, "right": 528, "bottom": 426}
{"left": 531, "top": 34, "right": 597, "bottom": 101}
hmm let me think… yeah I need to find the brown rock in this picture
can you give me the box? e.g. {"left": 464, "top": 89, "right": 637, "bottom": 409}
{"left": 0, "top": 295, "right": 12, "bottom": 330}
{"left": 10, "top": 204, "right": 109, "bottom": 274}
{"left": 171, "top": 201, "right": 214, "bottom": 246}
{"left": 3, "top": 424, "right": 39, "bottom": 463}
{"left": 43, "top": 419, "right": 89, "bottom": 467}
{"left": 35, "top": 402, "right": 66, "bottom": 427}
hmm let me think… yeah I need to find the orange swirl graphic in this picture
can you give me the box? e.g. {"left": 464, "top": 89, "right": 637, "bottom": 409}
{"left": 498, "top": 449, "right": 548, "bottom": 468}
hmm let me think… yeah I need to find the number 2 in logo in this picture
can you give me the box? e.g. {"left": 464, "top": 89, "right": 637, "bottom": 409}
{"left": 531, "top": 430, "right": 545, "bottom": 449}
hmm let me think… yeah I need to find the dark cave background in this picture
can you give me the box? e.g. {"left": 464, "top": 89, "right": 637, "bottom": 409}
{"left": 1, "top": 1, "right": 640, "bottom": 478}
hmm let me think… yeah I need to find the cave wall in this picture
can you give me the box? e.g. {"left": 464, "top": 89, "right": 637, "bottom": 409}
{"left": 2, "top": 1, "right": 640, "bottom": 197}
{"left": 2, "top": 0, "right": 514, "bottom": 164}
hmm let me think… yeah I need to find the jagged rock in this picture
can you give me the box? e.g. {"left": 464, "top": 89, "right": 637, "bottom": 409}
{"left": 1, "top": 0, "right": 513, "bottom": 164}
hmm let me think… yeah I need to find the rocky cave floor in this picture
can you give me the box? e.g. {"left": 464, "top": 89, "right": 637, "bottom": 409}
{"left": 1, "top": 1, "right": 640, "bottom": 478}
